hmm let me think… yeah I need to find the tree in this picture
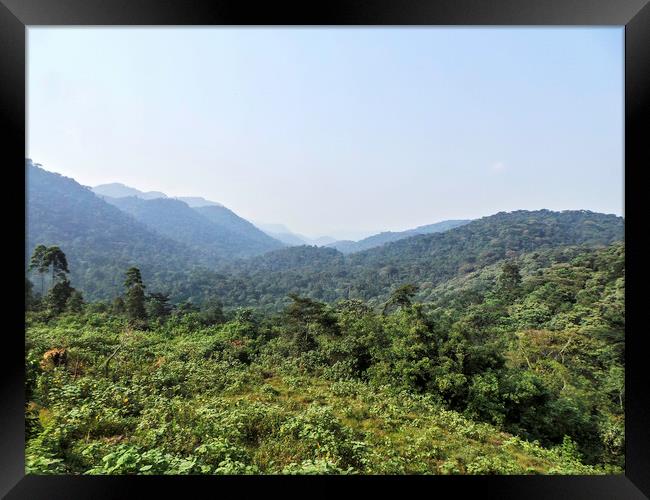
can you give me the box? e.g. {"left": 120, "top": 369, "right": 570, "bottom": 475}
{"left": 175, "top": 300, "right": 199, "bottom": 315}
{"left": 287, "top": 294, "right": 338, "bottom": 332}
{"left": 112, "top": 297, "right": 126, "bottom": 315}
{"left": 124, "top": 267, "right": 144, "bottom": 289}
{"left": 44, "top": 246, "right": 70, "bottom": 283}
{"left": 124, "top": 267, "right": 147, "bottom": 325}
{"left": 199, "top": 297, "right": 225, "bottom": 326}
{"left": 30, "top": 247, "right": 76, "bottom": 316}
{"left": 382, "top": 284, "right": 419, "bottom": 315}
{"left": 146, "top": 292, "right": 173, "bottom": 321}
{"left": 285, "top": 294, "right": 338, "bottom": 353}
{"left": 28, "top": 245, "right": 49, "bottom": 296}
{"left": 45, "top": 279, "right": 74, "bottom": 315}
{"left": 28, "top": 245, "right": 71, "bottom": 297}
{"left": 66, "top": 290, "right": 84, "bottom": 313}
{"left": 496, "top": 261, "right": 522, "bottom": 301}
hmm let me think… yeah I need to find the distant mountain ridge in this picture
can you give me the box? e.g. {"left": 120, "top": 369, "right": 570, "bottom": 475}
{"left": 102, "top": 196, "right": 285, "bottom": 261}
{"left": 255, "top": 222, "right": 336, "bottom": 247}
{"left": 95, "top": 183, "right": 465, "bottom": 253}
{"left": 175, "top": 196, "right": 222, "bottom": 208}
{"left": 93, "top": 183, "right": 222, "bottom": 208}
{"left": 329, "top": 219, "right": 472, "bottom": 253}
{"left": 93, "top": 182, "right": 167, "bottom": 200}
{"left": 194, "top": 205, "right": 285, "bottom": 251}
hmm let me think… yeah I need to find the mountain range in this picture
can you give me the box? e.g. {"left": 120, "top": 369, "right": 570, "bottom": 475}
{"left": 26, "top": 160, "right": 624, "bottom": 306}
{"left": 328, "top": 219, "right": 472, "bottom": 253}
{"left": 92, "top": 181, "right": 446, "bottom": 252}
{"left": 92, "top": 182, "right": 168, "bottom": 201}
{"left": 205, "top": 208, "right": 624, "bottom": 310}
{"left": 101, "top": 196, "right": 284, "bottom": 261}
{"left": 93, "top": 182, "right": 223, "bottom": 208}
{"left": 254, "top": 222, "right": 337, "bottom": 247}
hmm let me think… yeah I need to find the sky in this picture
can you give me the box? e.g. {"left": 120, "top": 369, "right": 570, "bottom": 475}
{"left": 27, "top": 27, "right": 623, "bottom": 241}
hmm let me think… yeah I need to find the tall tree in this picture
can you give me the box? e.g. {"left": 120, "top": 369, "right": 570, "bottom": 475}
{"left": 28, "top": 245, "right": 71, "bottom": 297}
{"left": 146, "top": 292, "right": 172, "bottom": 321}
{"left": 44, "top": 246, "right": 70, "bottom": 283}
{"left": 124, "top": 267, "right": 147, "bottom": 325}
{"left": 285, "top": 294, "right": 338, "bottom": 353}
{"left": 28, "top": 245, "right": 49, "bottom": 296}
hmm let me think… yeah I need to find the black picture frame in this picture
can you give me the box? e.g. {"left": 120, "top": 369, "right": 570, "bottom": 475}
{"left": 2, "top": 1, "right": 648, "bottom": 498}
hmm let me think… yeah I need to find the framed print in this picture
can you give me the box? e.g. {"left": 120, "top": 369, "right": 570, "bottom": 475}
{"left": 2, "top": 0, "right": 649, "bottom": 498}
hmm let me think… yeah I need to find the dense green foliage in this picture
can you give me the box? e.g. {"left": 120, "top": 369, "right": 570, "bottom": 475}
{"left": 25, "top": 242, "right": 624, "bottom": 475}
{"left": 172, "top": 209, "right": 623, "bottom": 311}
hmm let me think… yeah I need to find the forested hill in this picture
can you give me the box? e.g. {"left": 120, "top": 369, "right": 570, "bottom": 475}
{"left": 194, "top": 205, "right": 284, "bottom": 251}
{"left": 30, "top": 204, "right": 619, "bottom": 308}
{"left": 329, "top": 219, "right": 471, "bottom": 254}
{"left": 174, "top": 209, "right": 623, "bottom": 309}
{"left": 346, "top": 209, "right": 623, "bottom": 282}
{"left": 26, "top": 162, "right": 208, "bottom": 299}
{"left": 104, "top": 196, "right": 284, "bottom": 260}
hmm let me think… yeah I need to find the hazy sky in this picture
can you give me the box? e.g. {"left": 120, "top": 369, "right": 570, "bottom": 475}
{"left": 28, "top": 27, "right": 623, "bottom": 240}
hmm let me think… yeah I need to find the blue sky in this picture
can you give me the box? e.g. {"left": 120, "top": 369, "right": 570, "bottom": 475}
{"left": 28, "top": 27, "right": 623, "bottom": 240}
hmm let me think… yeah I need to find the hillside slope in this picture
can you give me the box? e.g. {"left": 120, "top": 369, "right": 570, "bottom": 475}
{"left": 104, "top": 197, "right": 283, "bottom": 261}
{"left": 344, "top": 209, "right": 623, "bottom": 298}
{"left": 27, "top": 162, "right": 624, "bottom": 311}
{"left": 193, "top": 205, "right": 285, "bottom": 254}
{"left": 26, "top": 161, "right": 205, "bottom": 300}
